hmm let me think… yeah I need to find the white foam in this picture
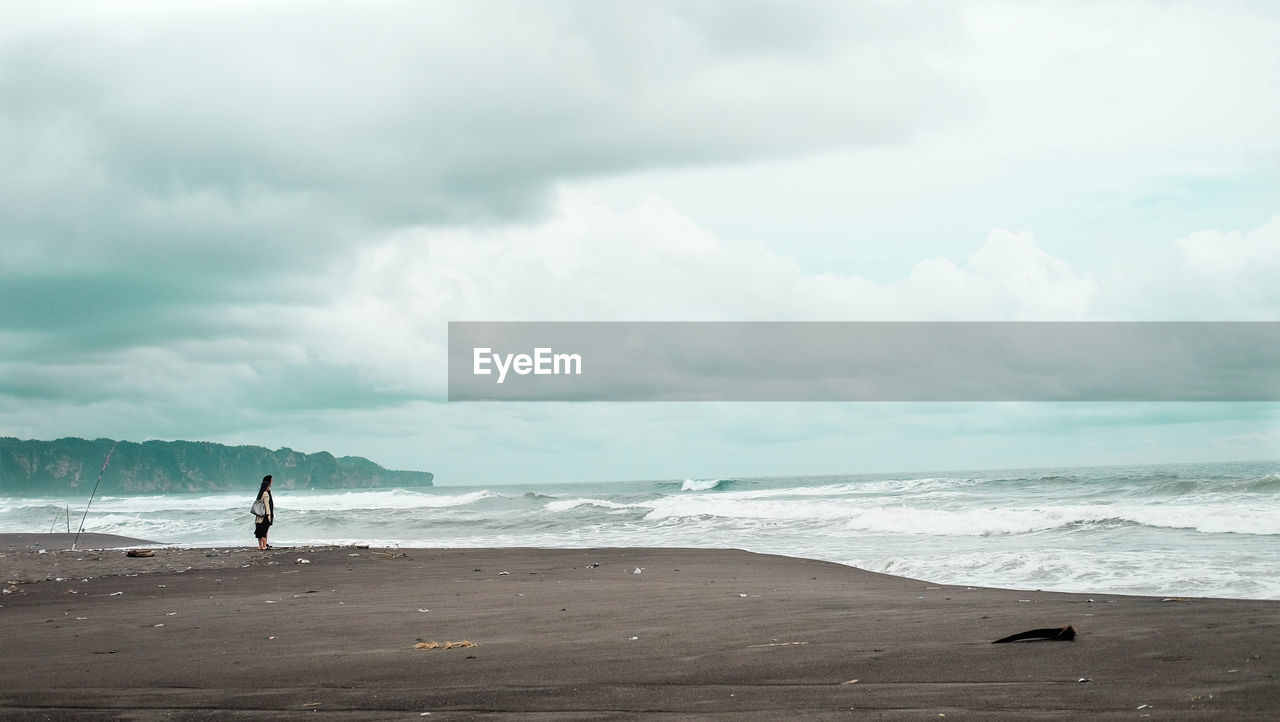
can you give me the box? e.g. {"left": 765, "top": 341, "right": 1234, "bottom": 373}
{"left": 1122, "top": 505, "right": 1280, "bottom": 536}
{"left": 854, "top": 548, "right": 1280, "bottom": 599}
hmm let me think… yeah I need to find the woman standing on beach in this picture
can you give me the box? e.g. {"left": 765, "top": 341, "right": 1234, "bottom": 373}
{"left": 254, "top": 475, "right": 274, "bottom": 550}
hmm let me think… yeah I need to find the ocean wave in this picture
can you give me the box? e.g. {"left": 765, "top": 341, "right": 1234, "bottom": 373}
{"left": 852, "top": 548, "right": 1280, "bottom": 600}
{"left": 281, "top": 489, "right": 503, "bottom": 511}
{"left": 644, "top": 495, "right": 1080, "bottom": 530}
{"left": 840, "top": 506, "right": 1079, "bottom": 536}
{"left": 0, "top": 497, "right": 68, "bottom": 512}
{"left": 0, "top": 501, "right": 66, "bottom": 515}
{"left": 841, "top": 505, "right": 1280, "bottom": 537}
{"left": 1106, "top": 472, "right": 1280, "bottom": 500}
{"left": 1121, "top": 505, "right": 1280, "bottom": 536}
{"left": 801, "top": 477, "right": 983, "bottom": 496}
{"left": 679, "top": 478, "right": 735, "bottom": 492}
{"left": 544, "top": 497, "right": 650, "bottom": 513}
{"left": 641, "top": 497, "right": 1280, "bottom": 537}
{"left": 81, "top": 494, "right": 248, "bottom": 513}
{"left": 679, "top": 477, "right": 984, "bottom": 503}
{"left": 1226, "top": 473, "right": 1280, "bottom": 494}
{"left": 645, "top": 497, "right": 852, "bottom": 522}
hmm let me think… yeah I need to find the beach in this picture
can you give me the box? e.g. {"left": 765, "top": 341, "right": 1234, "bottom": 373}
{"left": 1, "top": 534, "right": 1277, "bottom": 719}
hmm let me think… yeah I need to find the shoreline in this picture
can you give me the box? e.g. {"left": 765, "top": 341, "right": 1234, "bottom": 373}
{"left": 2, "top": 536, "right": 1278, "bottom": 717}
{"left": 2, "top": 532, "right": 1274, "bottom": 603}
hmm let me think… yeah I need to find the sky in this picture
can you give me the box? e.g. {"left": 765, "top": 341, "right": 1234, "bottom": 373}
{"left": 2, "top": 1, "right": 1278, "bottom": 485}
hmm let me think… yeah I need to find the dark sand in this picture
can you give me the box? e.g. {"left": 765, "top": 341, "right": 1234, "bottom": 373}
{"left": 1, "top": 534, "right": 1277, "bottom": 719}
{"left": 0, "top": 533, "right": 160, "bottom": 554}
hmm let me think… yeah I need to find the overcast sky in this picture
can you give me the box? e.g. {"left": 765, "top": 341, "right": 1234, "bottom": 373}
{"left": 3, "top": 1, "right": 1278, "bottom": 484}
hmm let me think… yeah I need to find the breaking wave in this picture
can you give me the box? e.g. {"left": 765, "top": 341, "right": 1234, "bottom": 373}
{"left": 2, "top": 459, "right": 1276, "bottom": 599}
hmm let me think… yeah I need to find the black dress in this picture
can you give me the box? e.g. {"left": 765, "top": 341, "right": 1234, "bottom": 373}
{"left": 254, "top": 490, "right": 273, "bottom": 539}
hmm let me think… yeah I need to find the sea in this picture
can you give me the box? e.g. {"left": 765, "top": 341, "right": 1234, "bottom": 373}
{"left": 3, "top": 460, "right": 1278, "bottom": 600}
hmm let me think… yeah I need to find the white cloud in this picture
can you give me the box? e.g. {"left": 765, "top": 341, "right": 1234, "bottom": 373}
{"left": 965, "top": 229, "right": 1099, "bottom": 318}
{"left": 339, "top": 192, "right": 1098, "bottom": 325}
{"left": 311, "top": 192, "right": 1103, "bottom": 391}
{"left": 0, "top": 0, "right": 971, "bottom": 274}
{"left": 1176, "top": 215, "right": 1280, "bottom": 273}
{"left": 312, "top": 196, "right": 1280, "bottom": 397}
{"left": 1097, "top": 214, "right": 1280, "bottom": 320}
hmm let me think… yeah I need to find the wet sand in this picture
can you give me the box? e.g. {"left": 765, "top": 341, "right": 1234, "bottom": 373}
{"left": 1, "top": 534, "right": 1277, "bottom": 719}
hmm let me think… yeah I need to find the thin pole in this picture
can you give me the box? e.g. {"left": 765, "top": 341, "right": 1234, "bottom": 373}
{"left": 48, "top": 504, "right": 72, "bottom": 534}
{"left": 73, "top": 441, "right": 118, "bottom": 551}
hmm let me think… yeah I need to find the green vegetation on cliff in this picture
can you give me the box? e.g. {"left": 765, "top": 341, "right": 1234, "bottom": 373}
{"left": 0, "top": 437, "right": 433, "bottom": 495}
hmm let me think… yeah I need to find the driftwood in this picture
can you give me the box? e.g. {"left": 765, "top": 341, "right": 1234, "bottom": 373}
{"left": 991, "top": 625, "right": 1076, "bottom": 644}
{"left": 414, "top": 640, "right": 476, "bottom": 650}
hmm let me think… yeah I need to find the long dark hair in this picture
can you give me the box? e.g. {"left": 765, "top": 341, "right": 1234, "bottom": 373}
{"left": 256, "top": 474, "right": 273, "bottom": 499}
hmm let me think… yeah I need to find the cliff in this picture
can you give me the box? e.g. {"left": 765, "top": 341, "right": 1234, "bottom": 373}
{"left": 0, "top": 437, "right": 433, "bottom": 495}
